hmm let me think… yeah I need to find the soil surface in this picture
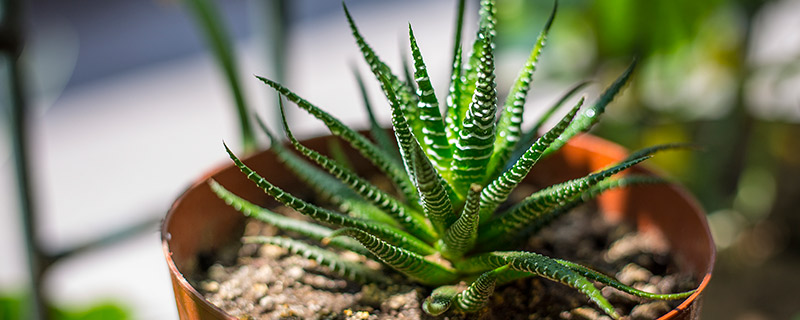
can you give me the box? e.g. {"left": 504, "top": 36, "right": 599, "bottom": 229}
{"left": 191, "top": 199, "right": 696, "bottom": 320}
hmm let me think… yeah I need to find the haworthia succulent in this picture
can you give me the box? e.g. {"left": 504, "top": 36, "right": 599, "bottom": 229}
{"left": 212, "top": 1, "right": 700, "bottom": 318}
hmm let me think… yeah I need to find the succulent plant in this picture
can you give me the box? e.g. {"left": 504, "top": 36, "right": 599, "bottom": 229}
{"left": 210, "top": 0, "right": 696, "bottom": 318}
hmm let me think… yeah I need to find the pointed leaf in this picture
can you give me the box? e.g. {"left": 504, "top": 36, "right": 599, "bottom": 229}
{"left": 443, "top": 0, "right": 467, "bottom": 147}
{"left": 454, "top": 265, "right": 504, "bottom": 312}
{"left": 183, "top": 0, "right": 255, "bottom": 152}
{"left": 479, "top": 98, "right": 583, "bottom": 222}
{"left": 256, "top": 116, "right": 399, "bottom": 226}
{"left": 445, "top": 44, "right": 465, "bottom": 147}
{"left": 255, "top": 76, "right": 419, "bottom": 205}
{"left": 456, "top": 0, "right": 497, "bottom": 119}
{"left": 223, "top": 143, "right": 436, "bottom": 255}
{"left": 352, "top": 67, "right": 398, "bottom": 158}
{"left": 440, "top": 184, "right": 482, "bottom": 259}
{"left": 489, "top": 3, "right": 557, "bottom": 178}
{"left": 277, "top": 105, "right": 437, "bottom": 243}
{"left": 343, "top": 4, "right": 420, "bottom": 133}
{"left": 374, "top": 72, "right": 437, "bottom": 217}
{"left": 624, "top": 142, "right": 697, "bottom": 162}
{"left": 409, "top": 24, "right": 452, "bottom": 172}
{"left": 410, "top": 137, "right": 456, "bottom": 236}
{"left": 555, "top": 259, "right": 695, "bottom": 300}
{"left": 484, "top": 175, "right": 669, "bottom": 250}
{"left": 451, "top": 25, "right": 498, "bottom": 192}
{"left": 330, "top": 228, "right": 459, "bottom": 286}
{"left": 210, "top": 179, "right": 370, "bottom": 255}
{"left": 544, "top": 60, "right": 637, "bottom": 157}
{"left": 479, "top": 155, "right": 651, "bottom": 241}
{"left": 456, "top": 251, "right": 620, "bottom": 319}
{"left": 510, "top": 81, "right": 590, "bottom": 167}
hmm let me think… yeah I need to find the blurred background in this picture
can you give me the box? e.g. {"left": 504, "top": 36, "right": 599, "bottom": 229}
{"left": 1, "top": 0, "right": 798, "bottom": 319}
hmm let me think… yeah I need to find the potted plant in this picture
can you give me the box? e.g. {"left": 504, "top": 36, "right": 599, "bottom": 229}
{"left": 162, "top": 1, "right": 715, "bottom": 319}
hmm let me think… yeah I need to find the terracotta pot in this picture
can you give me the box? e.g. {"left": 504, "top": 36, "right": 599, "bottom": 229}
{"left": 161, "top": 133, "right": 715, "bottom": 320}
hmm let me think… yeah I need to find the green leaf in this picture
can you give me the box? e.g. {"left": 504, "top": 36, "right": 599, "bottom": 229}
{"left": 445, "top": 44, "right": 465, "bottom": 148}
{"left": 440, "top": 184, "right": 482, "bottom": 259}
{"left": 223, "top": 142, "right": 436, "bottom": 255}
{"left": 255, "top": 75, "right": 419, "bottom": 205}
{"left": 510, "top": 81, "right": 590, "bottom": 167}
{"left": 479, "top": 97, "right": 583, "bottom": 222}
{"left": 479, "top": 155, "right": 650, "bottom": 241}
{"left": 210, "top": 179, "right": 369, "bottom": 255}
{"left": 623, "top": 142, "right": 697, "bottom": 161}
{"left": 456, "top": 251, "right": 620, "bottom": 319}
{"left": 490, "top": 175, "right": 669, "bottom": 250}
{"left": 243, "top": 236, "right": 386, "bottom": 283}
{"left": 330, "top": 228, "right": 459, "bottom": 286}
{"left": 256, "top": 115, "right": 399, "bottom": 226}
{"left": 183, "top": 0, "right": 255, "bottom": 152}
{"left": 555, "top": 259, "right": 695, "bottom": 300}
{"left": 450, "top": 0, "right": 467, "bottom": 70}
{"left": 543, "top": 60, "right": 637, "bottom": 157}
{"left": 422, "top": 285, "right": 458, "bottom": 316}
{"left": 489, "top": 3, "right": 557, "bottom": 180}
{"left": 343, "top": 3, "right": 420, "bottom": 134}
{"left": 423, "top": 266, "right": 505, "bottom": 315}
{"left": 409, "top": 137, "right": 456, "bottom": 236}
{"left": 454, "top": 265, "right": 505, "bottom": 312}
{"left": 450, "top": 24, "right": 498, "bottom": 192}
{"left": 456, "top": 0, "right": 497, "bottom": 124}
{"left": 444, "top": 0, "right": 467, "bottom": 149}
{"left": 408, "top": 24, "right": 452, "bottom": 172}
{"left": 277, "top": 104, "right": 437, "bottom": 243}
{"left": 353, "top": 67, "right": 397, "bottom": 158}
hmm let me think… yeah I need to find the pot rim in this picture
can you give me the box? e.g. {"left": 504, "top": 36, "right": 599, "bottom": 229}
{"left": 162, "top": 159, "right": 237, "bottom": 319}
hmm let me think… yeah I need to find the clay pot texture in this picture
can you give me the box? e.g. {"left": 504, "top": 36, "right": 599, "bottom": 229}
{"left": 161, "top": 133, "right": 715, "bottom": 320}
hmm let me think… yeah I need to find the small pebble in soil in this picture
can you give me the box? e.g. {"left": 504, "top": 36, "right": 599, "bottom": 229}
{"left": 630, "top": 301, "right": 671, "bottom": 319}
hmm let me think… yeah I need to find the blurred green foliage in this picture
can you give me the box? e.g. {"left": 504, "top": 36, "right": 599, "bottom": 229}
{"left": 0, "top": 292, "right": 129, "bottom": 320}
{"left": 496, "top": 0, "right": 796, "bottom": 217}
